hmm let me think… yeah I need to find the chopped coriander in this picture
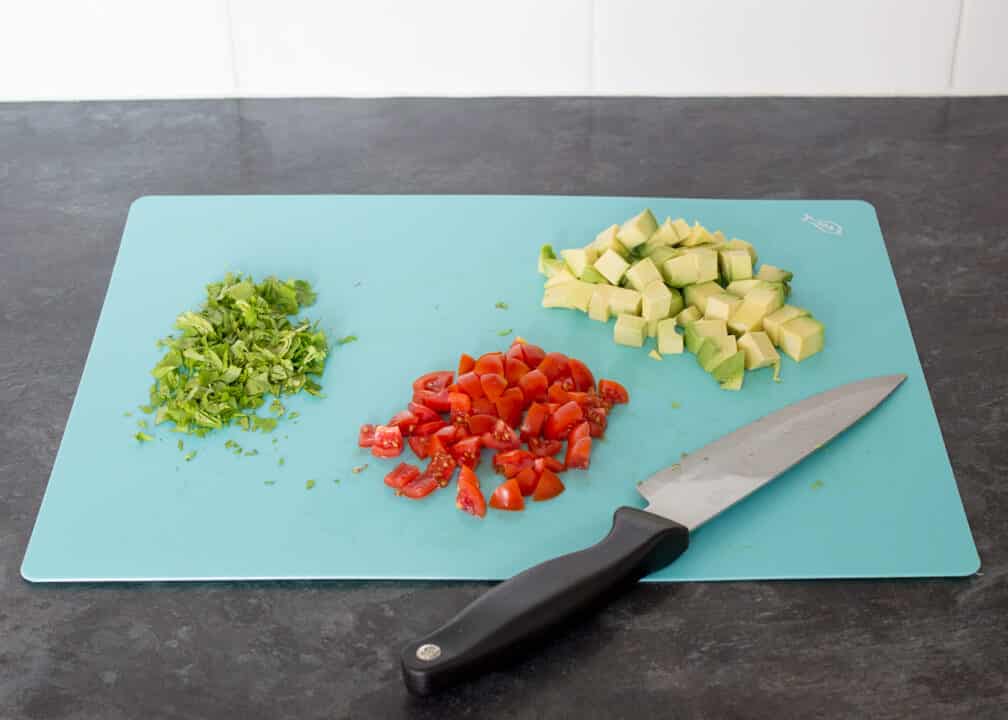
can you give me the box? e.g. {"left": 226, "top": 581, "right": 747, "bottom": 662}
{"left": 495, "top": 301, "right": 509, "bottom": 310}
{"left": 139, "top": 405, "right": 153, "bottom": 414}
{"left": 184, "top": 451, "right": 197, "bottom": 462}
{"left": 177, "top": 439, "right": 184, "bottom": 451}
{"left": 244, "top": 449, "right": 259, "bottom": 457}
{"left": 333, "top": 478, "right": 341, "bottom": 484}
{"left": 337, "top": 335, "right": 358, "bottom": 345}
{"left": 278, "top": 457, "right": 285, "bottom": 466}
{"left": 497, "top": 329, "right": 512, "bottom": 336}
{"left": 271, "top": 437, "right": 278, "bottom": 445}
{"left": 305, "top": 479, "right": 316, "bottom": 490}
{"left": 811, "top": 479, "right": 825, "bottom": 490}
{"left": 269, "top": 399, "right": 286, "bottom": 416}
{"left": 670, "top": 401, "right": 681, "bottom": 409}
{"left": 123, "top": 411, "right": 133, "bottom": 417}
{"left": 352, "top": 464, "right": 368, "bottom": 474}
{"left": 224, "top": 440, "right": 237, "bottom": 449}
{"left": 134, "top": 431, "right": 153, "bottom": 443}
{"left": 287, "top": 411, "right": 300, "bottom": 421}
{"left": 137, "top": 419, "right": 148, "bottom": 429}
{"left": 252, "top": 416, "right": 277, "bottom": 433}
{"left": 264, "top": 480, "right": 276, "bottom": 486}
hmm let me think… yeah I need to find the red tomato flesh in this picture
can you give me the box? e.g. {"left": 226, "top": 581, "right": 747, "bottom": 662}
{"left": 504, "top": 357, "right": 530, "bottom": 386}
{"left": 495, "top": 387, "right": 525, "bottom": 428}
{"left": 598, "top": 379, "right": 630, "bottom": 405}
{"left": 408, "top": 401, "right": 440, "bottom": 424}
{"left": 474, "top": 353, "right": 504, "bottom": 377}
{"left": 480, "top": 373, "right": 508, "bottom": 402}
{"left": 519, "top": 402, "right": 549, "bottom": 440}
{"left": 408, "top": 435, "right": 431, "bottom": 460}
{"left": 449, "top": 436, "right": 482, "bottom": 469}
{"left": 358, "top": 424, "right": 376, "bottom": 447}
{"left": 371, "top": 425, "right": 403, "bottom": 458}
{"left": 533, "top": 468, "right": 565, "bottom": 501}
{"left": 537, "top": 352, "right": 569, "bottom": 383}
{"left": 528, "top": 437, "right": 563, "bottom": 457}
{"left": 489, "top": 478, "right": 525, "bottom": 511}
{"left": 388, "top": 410, "right": 418, "bottom": 436}
{"left": 456, "top": 371, "right": 485, "bottom": 400}
{"left": 544, "top": 401, "right": 584, "bottom": 440}
{"left": 567, "top": 358, "right": 595, "bottom": 392}
{"left": 385, "top": 462, "right": 421, "bottom": 490}
{"left": 565, "top": 437, "right": 592, "bottom": 470}
{"left": 458, "top": 353, "right": 475, "bottom": 375}
{"left": 413, "top": 389, "right": 452, "bottom": 413}
{"left": 471, "top": 397, "right": 498, "bottom": 417}
{"left": 456, "top": 479, "right": 487, "bottom": 518}
{"left": 514, "top": 467, "right": 538, "bottom": 496}
{"left": 481, "top": 419, "right": 520, "bottom": 451}
{"left": 401, "top": 473, "right": 440, "bottom": 499}
{"left": 413, "top": 370, "right": 454, "bottom": 394}
{"left": 518, "top": 369, "right": 548, "bottom": 403}
{"left": 459, "top": 465, "right": 481, "bottom": 490}
{"left": 413, "top": 419, "right": 448, "bottom": 436}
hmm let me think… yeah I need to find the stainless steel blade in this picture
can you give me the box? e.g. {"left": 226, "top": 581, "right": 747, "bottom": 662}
{"left": 638, "top": 374, "right": 906, "bottom": 530}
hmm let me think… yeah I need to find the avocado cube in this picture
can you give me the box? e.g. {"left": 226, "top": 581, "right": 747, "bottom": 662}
{"left": 757, "top": 264, "right": 794, "bottom": 283}
{"left": 681, "top": 223, "right": 715, "bottom": 247}
{"left": 617, "top": 209, "right": 658, "bottom": 250}
{"left": 667, "top": 287, "right": 684, "bottom": 318}
{"left": 657, "top": 319, "right": 684, "bottom": 354}
{"left": 671, "top": 218, "right": 691, "bottom": 241}
{"left": 763, "top": 305, "right": 810, "bottom": 346}
{"left": 662, "top": 254, "right": 699, "bottom": 287}
{"left": 625, "top": 257, "right": 663, "bottom": 292}
{"left": 723, "top": 238, "right": 758, "bottom": 265}
{"left": 727, "top": 286, "right": 785, "bottom": 335}
{"left": 779, "top": 316, "right": 825, "bottom": 362}
{"left": 580, "top": 265, "right": 609, "bottom": 284}
{"left": 738, "top": 331, "right": 781, "bottom": 370}
{"left": 641, "top": 280, "right": 674, "bottom": 320}
{"left": 538, "top": 244, "right": 557, "bottom": 275}
{"left": 594, "top": 248, "right": 630, "bottom": 285}
{"left": 562, "top": 246, "right": 598, "bottom": 278}
{"left": 725, "top": 279, "right": 766, "bottom": 297}
{"left": 588, "top": 286, "right": 614, "bottom": 322}
{"left": 705, "top": 292, "right": 742, "bottom": 322}
{"left": 719, "top": 371, "right": 744, "bottom": 391}
{"left": 697, "top": 335, "right": 738, "bottom": 372}
{"left": 711, "top": 349, "right": 745, "bottom": 383}
{"left": 544, "top": 267, "right": 578, "bottom": 288}
{"left": 711, "top": 230, "right": 727, "bottom": 247}
{"left": 653, "top": 217, "right": 684, "bottom": 247}
{"left": 686, "top": 248, "right": 719, "bottom": 283}
{"left": 683, "top": 281, "right": 723, "bottom": 315}
{"left": 719, "top": 249, "right": 753, "bottom": 282}
{"left": 648, "top": 246, "right": 679, "bottom": 269}
{"left": 540, "top": 258, "right": 567, "bottom": 278}
{"left": 608, "top": 287, "right": 642, "bottom": 316}
{"left": 676, "top": 305, "right": 702, "bottom": 326}
{"left": 593, "top": 224, "right": 629, "bottom": 259}
{"left": 542, "top": 281, "right": 594, "bottom": 312}
{"left": 614, "top": 314, "right": 647, "bottom": 347}
{"left": 683, "top": 319, "right": 728, "bottom": 353}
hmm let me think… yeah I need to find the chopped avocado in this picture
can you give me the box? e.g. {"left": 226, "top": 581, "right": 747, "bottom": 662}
{"left": 711, "top": 350, "right": 745, "bottom": 383}
{"left": 779, "top": 316, "right": 825, "bottom": 362}
{"left": 676, "top": 305, "right": 702, "bottom": 325}
{"left": 757, "top": 264, "right": 794, "bottom": 283}
{"left": 542, "top": 281, "right": 594, "bottom": 312}
{"left": 718, "top": 249, "right": 753, "bottom": 282}
{"left": 617, "top": 209, "right": 658, "bottom": 250}
{"left": 685, "top": 248, "right": 719, "bottom": 283}
{"left": 657, "top": 319, "right": 684, "bottom": 354}
{"left": 704, "top": 292, "right": 742, "bottom": 322}
{"left": 648, "top": 349, "right": 663, "bottom": 361}
{"left": 727, "top": 286, "right": 785, "bottom": 335}
{"left": 594, "top": 248, "right": 630, "bottom": 285}
{"left": 645, "top": 317, "right": 663, "bottom": 338}
{"left": 562, "top": 246, "right": 598, "bottom": 278}
{"left": 646, "top": 246, "right": 678, "bottom": 269}
{"left": 683, "top": 281, "right": 723, "bottom": 315}
{"left": 537, "top": 244, "right": 557, "bottom": 275}
{"left": 719, "top": 366, "right": 744, "bottom": 391}
{"left": 763, "top": 305, "right": 810, "bottom": 346}
{"left": 625, "top": 257, "right": 663, "bottom": 291}
{"left": 738, "top": 331, "right": 781, "bottom": 369}
{"left": 579, "top": 265, "right": 609, "bottom": 284}
{"left": 541, "top": 258, "right": 568, "bottom": 278}
{"left": 593, "top": 224, "right": 630, "bottom": 259}
{"left": 680, "top": 222, "right": 715, "bottom": 247}
{"left": 608, "top": 286, "right": 643, "bottom": 316}
{"left": 725, "top": 278, "right": 766, "bottom": 297}
{"left": 614, "top": 314, "right": 647, "bottom": 347}
{"left": 641, "top": 280, "right": 673, "bottom": 320}
{"left": 661, "top": 254, "right": 699, "bottom": 287}
{"left": 655, "top": 217, "right": 684, "bottom": 246}
{"left": 667, "top": 287, "right": 684, "bottom": 318}
{"left": 670, "top": 218, "right": 691, "bottom": 241}
{"left": 588, "top": 286, "right": 614, "bottom": 322}
{"left": 723, "top": 238, "right": 758, "bottom": 265}
{"left": 683, "top": 319, "right": 728, "bottom": 353}
{"left": 696, "top": 335, "right": 738, "bottom": 372}
{"left": 712, "top": 230, "right": 728, "bottom": 247}
{"left": 544, "top": 267, "right": 578, "bottom": 288}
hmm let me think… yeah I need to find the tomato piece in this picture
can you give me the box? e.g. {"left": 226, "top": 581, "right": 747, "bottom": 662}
{"left": 544, "top": 401, "right": 584, "bottom": 440}
{"left": 358, "top": 423, "right": 376, "bottom": 447}
{"left": 413, "top": 389, "right": 452, "bottom": 413}
{"left": 520, "top": 402, "right": 548, "bottom": 440}
{"left": 424, "top": 443, "right": 457, "bottom": 487}
{"left": 388, "top": 410, "right": 418, "bottom": 436}
{"left": 547, "top": 383, "right": 570, "bottom": 404}
{"left": 534, "top": 456, "right": 565, "bottom": 475}
{"left": 458, "top": 353, "right": 475, "bottom": 375}
{"left": 449, "top": 392, "right": 472, "bottom": 426}
{"left": 533, "top": 468, "right": 565, "bottom": 501}
{"left": 586, "top": 406, "right": 608, "bottom": 438}
{"left": 495, "top": 387, "right": 525, "bottom": 428}
{"left": 514, "top": 467, "right": 538, "bottom": 496}
{"left": 371, "top": 424, "right": 404, "bottom": 458}
{"left": 414, "top": 419, "right": 448, "bottom": 436}
{"left": 450, "top": 436, "right": 482, "bottom": 469}
{"left": 504, "top": 356, "right": 530, "bottom": 386}
{"left": 566, "top": 437, "right": 592, "bottom": 470}
{"left": 459, "top": 465, "right": 481, "bottom": 490}
{"left": 568, "top": 421, "right": 591, "bottom": 446}
{"left": 445, "top": 383, "right": 460, "bottom": 393}
{"left": 384, "top": 462, "right": 421, "bottom": 490}
{"left": 467, "top": 413, "right": 498, "bottom": 435}
{"left": 518, "top": 369, "right": 548, "bottom": 403}
{"left": 598, "top": 379, "right": 630, "bottom": 405}
{"left": 537, "top": 352, "right": 569, "bottom": 383}
{"left": 435, "top": 423, "right": 464, "bottom": 446}
{"left": 413, "top": 370, "right": 454, "bottom": 394}
{"left": 474, "top": 352, "right": 505, "bottom": 377}
{"left": 408, "top": 401, "right": 441, "bottom": 424}
{"left": 456, "top": 478, "right": 487, "bottom": 518}
{"left": 401, "top": 473, "right": 440, "bottom": 499}
{"left": 482, "top": 419, "right": 520, "bottom": 451}
{"left": 489, "top": 478, "right": 525, "bottom": 511}
{"left": 480, "top": 373, "right": 508, "bottom": 402}
{"left": 518, "top": 342, "right": 546, "bottom": 369}
{"left": 408, "top": 435, "right": 431, "bottom": 460}
{"left": 528, "top": 437, "right": 563, "bottom": 457}
{"left": 567, "top": 357, "right": 596, "bottom": 392}
{"left": 493, "top": 448, "right": 534, "bottom": 477}
{"left": 456, "top": 371, "right": 485, "bottom": 400}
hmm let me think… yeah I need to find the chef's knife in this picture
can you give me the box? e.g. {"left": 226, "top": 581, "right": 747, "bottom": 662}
{"left": 401, "top": 374, "right": 906, "bottom": 695}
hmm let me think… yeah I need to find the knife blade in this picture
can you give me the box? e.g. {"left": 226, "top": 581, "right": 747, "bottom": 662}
{"left": 401, "top": 374, "right": 906, "bottom": 695}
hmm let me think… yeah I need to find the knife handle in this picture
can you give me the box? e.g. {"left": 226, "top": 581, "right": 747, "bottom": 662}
{"left": 401, "top": 506, "right": 689, "bottom": 695}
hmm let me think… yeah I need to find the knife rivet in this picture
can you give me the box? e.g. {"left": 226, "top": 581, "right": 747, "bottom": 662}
{"left": 416, "top": 643, "right": 441, "bottom": 661}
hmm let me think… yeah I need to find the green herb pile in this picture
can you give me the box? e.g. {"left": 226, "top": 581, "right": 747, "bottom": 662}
{"left": 141, "top": 273, "right": 329, "bottom": 436}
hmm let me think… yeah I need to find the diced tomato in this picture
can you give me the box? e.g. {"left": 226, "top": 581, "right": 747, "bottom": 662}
{"left": 568, "top": 421, "right": 591, "bottom": 446}
{"left": 514, "top": 467, "right": 538, "bottom": 496}
{"left": 413, "top": 388, "right": 452, "bottom": 413}
{"left": 504, "top": 357, "right": 530, "bottom": 386}
{"left": 456, "top": 371, "right": 485, "bottom": 400}
{"left": 518, "top": 369, "right": 548, "bottom": 402}
{"left": 459, "top": 465, "right": 481, "bottom": 490}
{"left": 408, "top": 401, "right": 441, "bottom": 424}
{"left": 565, "top": 437, "right": 592, "bottom": 470}
{"left": 565, "top": 391, "right": 592, "bottom": 409}
{"left": 493, "top": 448, "right": 534, "bottom": 477}
{"left": 449, "top": 436, "right": 482, "bottom": 469}
{"left": 414, "top": 419, "right": 448, "bottom": 436}
{"left": 456, "top": 478, "right": 487, "bottom": 518}
{"left": 482, "top": 419, "right": 520, "bottom": 451}
{"left": 547, "top": 383, "right": 569, "bottom": 404}
{"left": 458, "top": 353, "right": 475, "bottom": 375}
{"left": 413, "top": 370, "right": 454, "bottom": 394}
{"left": 528, "top": 437, "right": 563, "bottom": 457}
{"left": 449, "top": 392, "right": 472, "bottom": 427}
{"left": 384, "top": 462, "right": 421, "bottom": 490}
{"left": 424, "top": 442, "right": 457, "bottom": 487}
{"left": 517, "top": 342, "right": 546, "bottom": 369}
{"left": 401, "top": 473, "right": 440, "bottom": 499}
{"left": 533, "top": 468, "right": 565, "bottom": 501}
{"left": 371, "top": 424, "right": 404, "bottom": 458}
{"left": 446, "top": 383, "right": 460, "bottom": 393}
{"left": 568, "top": 358, "right": 595, "bottom": 392}
{"left": 408, "top": 435, "right": 431, "bottom": 460}
{"left": 495, "top": 387, "right": 525, "bottom": 428}
{"left": 544, "top": 401, "right": 584, "bottom": 440}
{"left": 537, "top": 352, "right": 569, "bottom": 383}
{"left": 586, "top": 406, "right": 608, "bottom": 438}
{"left": 435, "top": 423, "right": 465, "bottom": 446}
{"left": 489, "top": 478, "right": 525, "bottom": 511}
{"left": 358, "top": 424, "right": 376, "bottom": 447}
{"left": 388, "top": 410, "right": 418, "bottom": 436}
{"left": 474, "top": 352, "right": 505, "bottom": 377}
{"left": 468, "top": 413, "right": 498, "bottom": 435}
{"left": 480, "top": 373, "right": 508, "bottom": 402}
{"left": 534, "top": 456, "right": 564, "bottom": 475}
{"left": 598, "top": 379, "right": 630, "bottom": 405}
{"left": 519, "top": 402, "right": 549, "bottom": 440}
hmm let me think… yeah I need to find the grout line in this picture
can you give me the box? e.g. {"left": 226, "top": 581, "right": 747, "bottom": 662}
{"left": 223, "top": 0, "right": 240, "bottom": 95}
{"left": 948, "top": 0, "right": 966, "bottom": 89}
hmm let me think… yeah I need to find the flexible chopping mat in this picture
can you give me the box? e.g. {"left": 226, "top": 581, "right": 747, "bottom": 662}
{"left": 21, "top": 195, "right": 979, "bottom": 582}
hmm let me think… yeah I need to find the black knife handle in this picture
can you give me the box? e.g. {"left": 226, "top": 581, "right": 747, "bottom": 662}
{"left": 401, "top": 507, "right": 689, "bottom": 695}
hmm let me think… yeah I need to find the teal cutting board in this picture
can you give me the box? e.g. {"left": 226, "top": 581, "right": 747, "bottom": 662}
{"left": 21, "top": 196, "right": 979, "bottom": 582}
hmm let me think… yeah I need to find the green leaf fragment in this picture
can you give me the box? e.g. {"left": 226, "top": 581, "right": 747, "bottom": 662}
{"left": 337, "top": 335, "right": 358, "bottom": 345}
{"left": 177, "top": 439, "right": 184, "bottom": 451}
{"left": 269, "top": 399, "right": 286, "bottom": 415}
{"left": 264, "top": 480, "right": 276, "bottom": 486}
{"left": 305, "top": 479, "right": 316, "bottom": 489}
{"left": 184, "top": 451, "right": 197, "bottom": 462}
{"left": 287, "top": 411, "right": 300, "bottom": 421}
{"left": 495, "top": 301, "right": 509, "bottom": 310}
{"left": 252, "top": 416, "right": 277, "bottom": 433}
{"left": 137, "top": 419, "right": 148, "bottom": 429}
{"left": 123, "top": 411, "right": 133, "bottom": 417}
{"left": 278, "top": 457, "right": 285, "bottom": 466}
{"left": 497, "top": 329, "right": 512, "bottom": 336}
{"left": 134, "top": 431, "right": 154, "bottom": 443}
{"left": 670, "top": 402, "right": 681, "bottom": 409}
{"left": 244, "top": 449, "right": 259, "bottom": 457}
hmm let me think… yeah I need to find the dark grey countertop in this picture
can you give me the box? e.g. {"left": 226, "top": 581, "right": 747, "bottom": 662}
{"left": 1, "top": 98, "right": 1005, "bottom": 720}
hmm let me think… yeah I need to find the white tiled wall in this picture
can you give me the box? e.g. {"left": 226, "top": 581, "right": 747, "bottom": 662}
{"left": 0, "top": 0, "right": 1004, "bottom": 100}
